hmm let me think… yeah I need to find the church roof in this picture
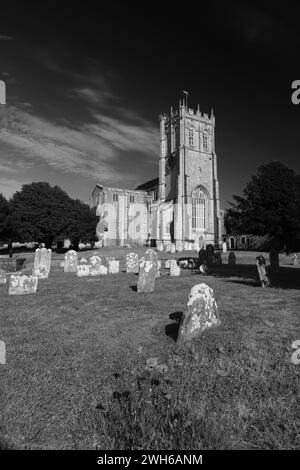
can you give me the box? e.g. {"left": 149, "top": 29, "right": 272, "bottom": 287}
{"left": 135, "top": 177, "right": 159, "bottom": 192}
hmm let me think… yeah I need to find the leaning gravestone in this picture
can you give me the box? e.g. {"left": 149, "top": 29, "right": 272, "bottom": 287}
{"left": 9, "top": 274, "right": 38, "bottom": 295}
{"left": 64, "top": 250, "right": 78, "bottom": 272}
{"left": 269, "top": 251, "right": 279, "bottom": 273}
{"left": 33, "top": 248, "right": 52, "bottom": 279}
{"left": 126, "top": 253, "right": 139, "bottom": 273}
{"left": 228, "top": 251, "right": 236, "bottom": 265}
{"left": 137, "top": 258, "right": 156, "bottom": 293}
{"left": 178, "top": 283, "right": 220, "bottom": 341}
{"left": 77, "top": 264, "right": 90, "bottom": 277}
{"left": 108, "top": 260, "right": 119, "bottom": 274}
{"left": 89, "top": 256, "right": 102, "bottom": 276}
{"left": 169, "top": 259, "right": 180, "bottom": 277}
{"left": 0, "top": 269, "right": 7, "bottom": 285}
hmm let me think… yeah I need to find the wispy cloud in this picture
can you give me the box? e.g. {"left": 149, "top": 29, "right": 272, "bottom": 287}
{"left": 0, "top": 35, "right": 14, "bottom": 41}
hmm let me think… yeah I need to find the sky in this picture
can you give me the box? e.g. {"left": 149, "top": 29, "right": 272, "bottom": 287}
{"left": 0, "top": 1, "right": 299, "bottom": 208}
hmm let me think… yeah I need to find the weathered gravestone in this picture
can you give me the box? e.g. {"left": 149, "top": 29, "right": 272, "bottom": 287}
{"left": 9, "top": 274, "right": 38, "bottom": 295}
{"left": 199, "top": 264, "right": 208, "bottom": 275}
{"left": 126, "top": 252, "right": 139, "bottom": 273}
{"left": 169, "top": 259, "right": 180, "bottom": 277}
{"left": 145, "top": 249, "right": 159, "bottom": 276}
{"left": 228, "top": 251, "right": 236, "bottom": 265}
{"left": 108, "top": 260, "right": 119, "bottom": 274}
{"left": 176, "top": 241, "right": 183, "bottom": 252}
{"left": 256, "top": 254, "right": 270, "bottom": 288}
{"left": 99, "top": 265, "right": 108, "bottom": 275}
{"left": 0, "top": 269, "right": 6, "bottom": 285}
{"left": 156, "top": 241, "right": 163, "bottom": 252}
{"left": 165, "top": 259, "right": 172, "bottom": 269}
{"left": 292, "top": 253, "right": 299, "bottom": 265}
{"left": 64, "top": 250, "right": 78, "bottom": 272}
{"left": 137, "top": 257, "right": 156, "bottom": 293}
{"left": 269, "top": 251, "right": 280, "bottom": 273}
{"left": 77, "top": 264, "right": 90, "bottom": 277}
{"left": 178, "top": 283, "right": 220, "bottom": 341}
{"left": 170, "top": 244, "right": 176, "bottom": 254}
{"left": 222, "top": 242, "right": 227, "bottom": 254}
{"left": 89, "top": 256, "right": 102, "bottom": 276}
{"left": 33, "top": 248, "right": 52, "bottom": 279}
{"left": 164, "top": 242, "right": 171, "bottom": 253}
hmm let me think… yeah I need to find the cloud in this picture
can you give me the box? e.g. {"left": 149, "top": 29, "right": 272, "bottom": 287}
{"left": 0, "top": 101, "right": 159, "bottom": 186}
{"left": 0, "top": 35, "right": 14, "bottom": 41}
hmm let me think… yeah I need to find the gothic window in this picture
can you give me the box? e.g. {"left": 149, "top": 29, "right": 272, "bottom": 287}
{"left": 192, "top": 187, "right": 206, "bottom": 229}
{"left": 188, "top": 128, "right": 194, "bottom": 147}
{"left": 113, "top": 193, "right": 118, "bottom": 202}
{"left": 203, "top": 131, "right": 208, "bottom": 151}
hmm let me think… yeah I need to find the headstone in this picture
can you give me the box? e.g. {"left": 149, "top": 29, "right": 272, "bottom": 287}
{"left": 228, "top": 251, "right": 236, "bottom": 265}
{"left": 156, "top": 259, "right": 161, "bottom": 277}
{"left": 178, "top": 283, "right": 220, "bottom": 341}
{"left": 178, "top": 259, "right": 188, "bottom": 269}
{"left": 80, "top": 257, "right": 88, "bottom": 264}
{"left": 59, "top": 261, "right": 65, "bottom": 268}
{"left": 126, "top": 252, "right": 139, "bottom": 273}
{"left": 256, "top": 254, "right": 270, "bottom": 287}
{"left": 156, "top": 241, "right": 163, "bottom": 252}
{"left": 176, "top": 241, "right": 183, "bottom": 252}
{"left": 164, "top": 242, "right": 171, "bottom": 252}
{"left": 165, "top": 259, "right": 172, "bottom": 269}
{"left": 77, "top": 264, "right": 90, "bottom": 277}
{"left": 33, "top": 248, "right": 52, "bottom": 279}
{"left": 292, "top": 253, "right": 299, "bottom": 265}
{"left": 108, "top": 260, "right": 119, "bottom": 274}
{"left": 137, "top": 258, "right": 156, "bottom": 293}
{"left": 170, "top": 244, "right": 176, "bottom": 254}
{"left": 9, "top": 274, "right": 38, "bottom": 295}
{"left": 199, "top": 264, "right": 208, "bottom": 275}
{"left": 222, "top": 242, "right": 227, "bottom": 254}
{"left": 269, "top": 251, "right": 279, "bottom": 273}
{"left": 99, "top": 265, "right": 108, "bottom": 275}
{"left": 169, "top": 259, "right": 180, "bottom": 277}
{"left": 89, "top": 256, "right": 102, "bottom": 276}
{"left": 183, "top": 241, "right": 189, "bottom": 251}
{"left": 0, "top": 269, "right": 6, "bottom": 285}
{"left": 64, "top": 250, "right": 78, "bottom": 272}
{"left": 145, "top": 249, "right": 158, "bottom": 272}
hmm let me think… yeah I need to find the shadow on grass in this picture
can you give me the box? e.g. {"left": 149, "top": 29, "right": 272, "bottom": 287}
{"left": 165, "top": 311, "right": 184, "bottom": 342}
{"left": 205, "top": 264, "right": 300, "bottom": 290}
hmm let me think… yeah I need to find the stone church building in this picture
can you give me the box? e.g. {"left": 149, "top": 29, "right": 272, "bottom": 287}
{"left": 92, "top": 99, "right": 224, "bottom": 250}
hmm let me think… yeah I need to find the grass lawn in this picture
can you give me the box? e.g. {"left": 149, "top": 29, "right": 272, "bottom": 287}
{"left": 0, "top": 248, "right": 299, "bottom": 450}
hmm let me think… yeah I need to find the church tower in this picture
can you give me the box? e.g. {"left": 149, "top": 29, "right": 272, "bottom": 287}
{"left": 158, "top": 97, "right": 223, "bottom": 248}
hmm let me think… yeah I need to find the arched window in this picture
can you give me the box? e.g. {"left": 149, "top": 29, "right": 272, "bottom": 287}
{"left": 192, "top": 187, "right": 207, "bottom": 229}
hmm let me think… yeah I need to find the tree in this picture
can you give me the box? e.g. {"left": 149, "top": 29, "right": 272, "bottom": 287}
{"left": 63, "top": 199, "right": 99, "bottom": 249}
{"left": 224, "top": 162, "right": 300, "bottom": 251}
{"left": 0, "top": 193, "right": 9, "bottom": 240}
{"left": 9, "top": 182, "right": 98, "bottom": 249}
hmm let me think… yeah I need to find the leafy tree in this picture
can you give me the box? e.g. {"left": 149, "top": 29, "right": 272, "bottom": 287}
{"left": 9, "top": 182, "right": 98, "bottom": 249}
{"left": 225, "top": 162, "right": 300, "bottom": 251}
{"left": 0, "top": 193, "right": 9, "bottom": 240}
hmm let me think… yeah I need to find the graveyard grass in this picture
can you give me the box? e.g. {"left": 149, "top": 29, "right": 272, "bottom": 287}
{"left": 0, "top": 249, "right": 299, "bottom": 450}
